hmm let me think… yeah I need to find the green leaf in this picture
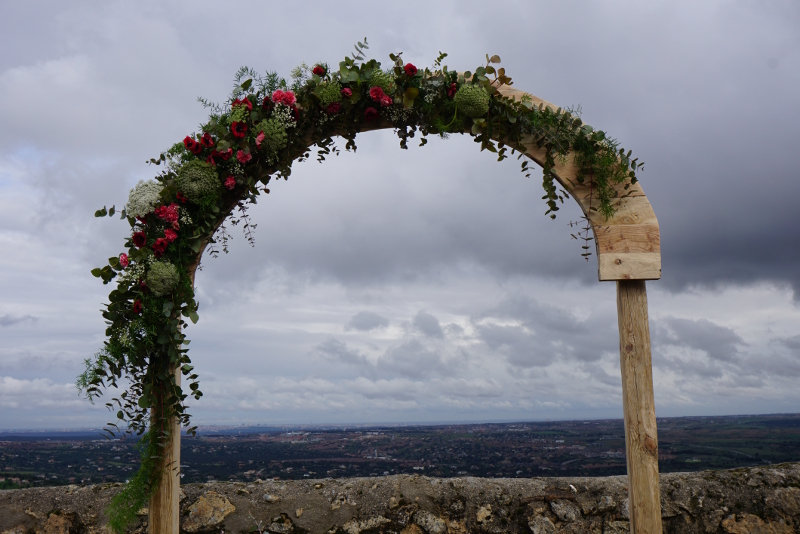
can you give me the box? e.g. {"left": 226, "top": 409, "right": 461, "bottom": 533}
{"left": 189, "top": 311, "right": 199, "bottom": 324}
{"left": 108, "top": 205, "right": 115, "bottom": 217}
{"left": 91, "top": 268, "right": 102, "bottom": 278}
{"left": 94, "top": 207, "right": 107, "bottom": 217}
{"left": 489, "top": 55, "right": 501, "bottom": 63}
{"left": 240, "top": 78, "right": 253, "bottom": 91}
{"left": 137, "top": 396, "right": 150, "bottom": 409}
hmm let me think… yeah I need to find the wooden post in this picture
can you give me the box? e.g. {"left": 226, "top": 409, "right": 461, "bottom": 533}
{"left": 616, "top": 280, "right": 662, "bottom": 534}
{"left": 148, "top": 366, "right": 181, "bottom": 534}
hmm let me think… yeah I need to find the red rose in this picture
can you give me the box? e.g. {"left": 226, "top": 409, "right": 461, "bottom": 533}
{"left": 231, "top": 121, "right": 247, "bottom": 138}
{"left": 380, "top": 95, "right": 393, "bottom": 107}
{"left": 164, "top": 228, "right": 178, "bottom": 243}
{"left": 364, "top": 107, "right": 379, "bottom": 121}
{"left": 119, "top": 253, "right": 129, "bottom": 268}
{"left": 341, "top": 87, "right": 352, "bottom": 98}
{"left": 312, "top": 65, "right": 326, "bottom": 76}
{"left": 183, "top": 135, "right": 202, "bottom": 155}
{"left": 205, "top": 154, "right": 217, "bottom": 165}
{"left": 200, "top": 132, "right": 215, "bottom": 147}
{"left": 133, "top": 299, "right": 142, "bottom": 314}
{"left": 224, "top": 176, "right": 236, "bottom": 190}
{"left": 262, "top": 96, "right": 274, "bottom": 112}
{"left": 132, "top": 231, "right": 146, "bottom": 248}
{"left": 218, "top": 148, "right": 233, "bottom": 161}
{"left": 404, "top": 63, "right": 417, "bottom": 76}
{"left": 176, "top": 191, "right": 188, "bottom": 204}
{"left": 326, "top": 102, "right": 341, "bottom": 114}
{"left": 152, "top": 238, "right": 169, "bottom": 257}
{"left": 447, "top": 83, "right": 457, "bottom": 98}
{"left": 369, "top": 86, "right": 384, "bottom": 101}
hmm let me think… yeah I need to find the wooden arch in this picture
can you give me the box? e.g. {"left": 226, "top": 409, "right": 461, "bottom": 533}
{"left": 151, "top": 87, "right": 664, "bottom": 534}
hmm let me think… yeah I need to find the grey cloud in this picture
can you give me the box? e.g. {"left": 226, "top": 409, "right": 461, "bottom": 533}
{"left": 412, "top": 311, "right": 444, "bottom": 339}
{"left": 475, "top": 295, "right": 618, "bottom": 367}
{"left": 345, "top": 311, "right": 389, "bottom": 332}
{"left": 316, "top": 338, "right": 367, "bottom": 366}
{"left": 656, "top": 317, "right": 745, "bottom": 362}
{"left": 0, "top": 314, "right": 37, "bottom": 327}
{"left": 779, "top": 335, "right": 800, "bottom": 351}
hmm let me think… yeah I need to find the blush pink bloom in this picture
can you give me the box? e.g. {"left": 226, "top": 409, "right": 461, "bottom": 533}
{"left": 271, "top": 89, "right": 296, "bottom": 106}
{"left": 236, "top": 150, "right": 252, "bottom": 164}
{"left": 256, "top": 131, "right": 266, "bottom": 148}
{"left": 224, "top": 176, "right": 236, "bottom": 190}
{"left": 341, "top": 87, "right": 352, "bottom": 98}
{"left": 119, "top": 253, "right": 129, "bottom": 268}
{"left": 380, "top": 95, "right": 393, "bottom": 107}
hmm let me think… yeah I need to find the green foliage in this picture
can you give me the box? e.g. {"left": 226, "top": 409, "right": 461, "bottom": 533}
{"left": 145, "top": 261, "right": 180, "bottom": 297}
{"left": 453, "top": 84, "right": 490, "bottom": 118}
{"left": 318, "top": 81, "right": 343, "bottom": 105}
{"left": 106, "top": 429, "right": 161, "bottom": 533}
{"left": 257, "top": 118, "right": 289, "bottom": 157}
{"left": 175, "top": 160, "right": 219, "bottom": 203}
{"left": 368, "top": 69, "right": 396, "bottom": 95}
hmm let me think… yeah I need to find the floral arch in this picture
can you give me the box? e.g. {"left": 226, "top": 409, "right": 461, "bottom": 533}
{"left": 85, "top": 44, "right": 662, "bottom": 534}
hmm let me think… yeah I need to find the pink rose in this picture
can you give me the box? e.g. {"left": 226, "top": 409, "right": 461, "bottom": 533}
{"left": 380, "top": 95, "right": 393, "bottom": 107}
{"left": 224, "top": 176, "right": 236, "bottom": 190}
{"left": 237, "top": 150, "right": 252, "bottom": 164}
{"left": 271, "top": 89, "right": 296, "bottom": 106}
{"left": 256, "top": 131, "right": 265, "bottom": 148}
{"left": 369, "top": 86, "right": 384, "bottom": 101}
{"left": 341, "top": 87, "right": 352, "bottom": 98}
{"left": 119, "top": 253, "right": 129, "bottom": 268}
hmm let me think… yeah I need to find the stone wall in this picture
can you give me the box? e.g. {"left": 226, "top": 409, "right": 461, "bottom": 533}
{"left": 1, "top": 463, "right": 799, "bottom": 533}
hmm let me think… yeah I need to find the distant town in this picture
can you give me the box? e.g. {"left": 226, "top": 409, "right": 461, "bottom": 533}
{"left": 1, "top": 413, "right": 798, "bottom": 489}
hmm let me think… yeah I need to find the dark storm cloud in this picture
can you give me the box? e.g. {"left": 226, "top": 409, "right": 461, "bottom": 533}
{"left": 345, "top": 311, "right": 389, "bottom": 332}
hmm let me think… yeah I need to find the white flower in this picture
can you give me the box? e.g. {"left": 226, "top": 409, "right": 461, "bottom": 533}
{"left": 126, "top": 180, "right": 163, "bottom": 218}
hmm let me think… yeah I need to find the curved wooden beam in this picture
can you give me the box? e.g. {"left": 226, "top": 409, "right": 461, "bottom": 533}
{"left": 496, "top": 86, "right": 661, "bottom": 282}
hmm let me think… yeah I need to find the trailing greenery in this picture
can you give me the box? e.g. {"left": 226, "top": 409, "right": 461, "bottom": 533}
{"left": 81, "top": 40, "right": 643, "bottom": 532}
{"left": 106, "top": 429, "right": 161, "bottom": 533}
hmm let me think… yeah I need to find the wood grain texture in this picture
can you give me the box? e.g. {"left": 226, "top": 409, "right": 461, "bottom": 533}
{"left": 148, "top": 367, "right": 181, "bottom": 534}
{"left": 617, "top": 280, "right": 663, "bottom": 534}
{"left": 495, "top": 86, "right": 661, "bottom": 281}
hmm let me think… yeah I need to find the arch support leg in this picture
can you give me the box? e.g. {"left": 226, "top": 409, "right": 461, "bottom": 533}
{"left": 149, "top": 367, "right": 181, "bottom": 534}
{"left": 616, "top": 280, "right": 662, "bottom": 534}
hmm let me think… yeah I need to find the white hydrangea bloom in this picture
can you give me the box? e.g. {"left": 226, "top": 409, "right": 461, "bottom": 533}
{"left": 126, "top": 180, "right": 163, "bottom": 218}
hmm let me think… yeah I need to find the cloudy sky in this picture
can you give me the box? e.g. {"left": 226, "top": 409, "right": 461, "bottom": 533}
{"left": 1, "top": 1, "right": 798, "bottom": 430}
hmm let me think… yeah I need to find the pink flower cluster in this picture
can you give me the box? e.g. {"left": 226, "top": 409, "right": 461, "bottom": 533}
{"left": 369, "top": 86, "right": 393, "bottom": 107}
{"left": 154, "top": 203, "right": 180, "bottom": 230}
{"left": 271, "top": 89, "right": 296, "bottom": 106}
